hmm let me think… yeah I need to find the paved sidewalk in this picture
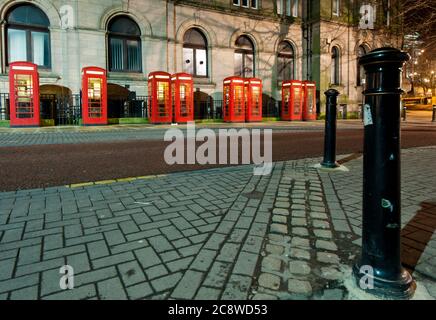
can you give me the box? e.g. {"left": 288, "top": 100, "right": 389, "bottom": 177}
{"left": 0, "top": 121, "right": 341, "bottom": 147}
{"left": 0, "top": 147, "right": 435, "bottom": 300}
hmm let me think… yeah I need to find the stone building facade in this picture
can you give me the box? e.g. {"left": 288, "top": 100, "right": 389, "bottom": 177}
{"left": 0, "top": 0, "right": 402, "bottom": 120}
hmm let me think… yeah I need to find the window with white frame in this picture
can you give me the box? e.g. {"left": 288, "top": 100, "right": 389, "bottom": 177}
{"left": 278, "top": 0, "right": 298, "bottom": 17}
{"left": 108, "top": 16, "right": 142, "bottom": 73}
{"left": 233, "top": 0, "right": 258, "bottom": 9}
{"left": 332, "top": 0, "right": 340, "bottom": 16}
{"left": 234, "top": 35, "right": 255, "bottom": 78}
{"left": 277, "top": 41, "right": 295, "bottom": 81}
{"left": 183, "top": 28, "right": 208, "bottom": 77}
{"left": 6, "top": 4, "right": 51, "bottom": 68}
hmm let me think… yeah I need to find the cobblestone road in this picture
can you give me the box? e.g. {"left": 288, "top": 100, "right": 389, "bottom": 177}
{"left": 0, "top": 147, "right": 435, "bottom": 300}
{"left": 0, "top": 122, "right": 332, "bottom": 147}
{"left": 1, "top": 119, "right": 434, "bottom": 147}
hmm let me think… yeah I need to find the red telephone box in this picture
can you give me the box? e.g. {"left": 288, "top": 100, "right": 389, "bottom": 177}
{"left": 303, "top": 81, "right": 317, "bottom": 121}
{"left": 171, "top": 73, "right": 194, "bottom": 123}
{"left": 9, "top": 62, "right": 40, "bottom": 127}
{"left": 245, "top": 78, "right": 263, "bottom": 122}
{"left": 82, "top": 67, "right": 108, "bottom": 126}
{"left": 281, "top": 80, "right": 303, "bottom": 121}
{"left": 148, "top": 72, "right": 172, "bottom": 124}
{"left": 223, "top": 77, "right": 245, "bottom": 123}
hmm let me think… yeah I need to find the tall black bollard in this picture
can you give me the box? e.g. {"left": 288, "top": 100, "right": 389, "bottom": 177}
{"left": 321, "top": 89, "right": 340, "bottom": 168}
{"left": 353, "top": 48, "right": 415, "bottom": 299}
{"left": 432, "top": 105, "right": 436, "bottom": 122}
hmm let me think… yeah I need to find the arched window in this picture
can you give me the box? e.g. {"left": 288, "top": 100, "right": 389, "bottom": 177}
{"left": 357, "top": 45, "right": 367, "bottom": 86}
{"left": 331, "top": 46, "right": 340, "bottom": 85}
{"left": 108, "top": 16, "right": 142, "bottom": 73}
{"left": 6, "top": 4, "right": 51, "bottom": 68}
{"left": 234, "top": 35, "right": 255, "bottom": 78}
{"left": 183, "top": 28, "right": 208, "bottom": 77}
{"left": 277, "top": 41, "right": 295, "bottom": 81}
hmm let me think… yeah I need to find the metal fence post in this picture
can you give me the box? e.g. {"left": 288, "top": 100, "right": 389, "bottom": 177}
{"left": 321, "top": 89, "right": 340, "bottom": 168}
{"left": 352, "top": 47, "right": 415, "bottom": 299}
{"left": 432, "top": 105, "right": 436, "bottom": 122}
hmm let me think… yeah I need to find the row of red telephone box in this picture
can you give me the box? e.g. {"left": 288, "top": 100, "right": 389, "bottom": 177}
{"left": 223, "top": 76, "right": 317, "bottom": 122}
{"left": 7, "top": 62, "right": 317, "bottom": 127}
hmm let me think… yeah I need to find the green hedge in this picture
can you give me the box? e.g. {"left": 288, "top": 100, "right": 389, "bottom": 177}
{"left": 0, "top": 120, "right": 10, "bottom": 127}
{"left": 108, "top": 118, "right": 149, "bottom": 125}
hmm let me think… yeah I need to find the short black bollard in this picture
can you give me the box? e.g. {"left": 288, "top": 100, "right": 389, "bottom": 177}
{"left": 402, "top": 105, "right": 407, "bottom": 121}
{"left": 432, "top": 105, "right": 436, "bottom": 122}
{"left": 321, "top": 89, "right": 340, "bottom": 168}
{"left": 353, "top": 48, "right": 415, "bottom": 299}
{"left": 341, "top": 104, "right": 348, "bottom": 120}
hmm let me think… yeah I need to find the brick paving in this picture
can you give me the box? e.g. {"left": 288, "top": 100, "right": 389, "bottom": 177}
{"left": 0, "top": 147, "right": 435, "bottom": 300}
{"left": 0, "top": 122, "right": 331, "bottom": 147}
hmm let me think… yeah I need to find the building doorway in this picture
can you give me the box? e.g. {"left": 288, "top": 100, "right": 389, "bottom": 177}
{"left": 39, "top": 85, "right": 80, "bottom": 126}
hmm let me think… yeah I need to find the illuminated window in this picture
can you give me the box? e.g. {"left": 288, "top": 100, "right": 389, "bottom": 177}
{"left": 234, "top": 35, "right": 255, "bottom": 78}
{"left": 6, "top": 4, "right": 51, "bottom": 68}
{"left": 183, "top": 28, "right": 208, "bottom": 77}
{"left": 108, "top": 16, "right": 142, "bottom": 73}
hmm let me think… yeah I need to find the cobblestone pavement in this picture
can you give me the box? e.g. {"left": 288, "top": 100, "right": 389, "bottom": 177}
{"left": 0, "top": 122, "right": 345, "bottom": 147}
{"left": 0, "top": 119, "right": 433, "bottom": 147}
{"left": 0, "top": 147, "right": 435, "bottom": 300}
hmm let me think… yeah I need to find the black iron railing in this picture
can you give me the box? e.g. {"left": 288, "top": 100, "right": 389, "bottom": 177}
{"left": 0, "top": 92, "right": 285, "bottom": 124}
{"left": 263, "top": 97, "right": 281, "bottom": 118}
{"left": 108, "top": 96, "right": 149, "bottom": 119}
{"left": 57, "top": 94, "right": 82, "bottom": 126}
{"left": 0, "top": 93, "right": 10, "bottom": 121}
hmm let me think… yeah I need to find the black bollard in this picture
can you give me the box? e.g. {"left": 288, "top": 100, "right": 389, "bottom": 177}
{"left": 432, "top": 105, "right": 436, "bottom": 122}
{"left": 321, "top": 89, "right": 340, "bottom": 168}
{"left": 353, "top": 48, "right": 415, "bottom": 299}
{"left": 402, "top": 105, "right": 407, "bottom": 121}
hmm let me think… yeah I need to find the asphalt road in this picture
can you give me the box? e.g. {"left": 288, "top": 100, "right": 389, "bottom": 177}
{"left": 1, "top": 125, "right": 436, "bottom": 192}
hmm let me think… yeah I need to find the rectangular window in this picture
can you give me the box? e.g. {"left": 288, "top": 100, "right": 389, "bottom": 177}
{"left": 88, "top": 78, "right": 102, "bottom": 118}
{"left": 109, "top": 38, "right": 124, "bottom": 71}
{"left": 234, "top": 0, "right": 258, "bottom": 9}
{"left": 126, "top": 40, "right": 141, "bottom": 72}
{"left": 286, "top": 0, "right": 291, "bottom": 16}
{"left": 251, "top": 0, "right": 258, "bottom": 9}
{"left": 15, "top": 74, "right": 33, "bottom": 119}
{"left": 292, "top": 0, "right": 299, "bottom": 17}
{"left": 277, "top": 0, "right": 283, "bottom": 15}
{"left": 8, "top": 29, "right": 27, "bottom": 63}
{"left": 234, "top": 52, "right": 243, "bottom": 77}
{"left": 333, "top": 0, "right": 340, "bottom": 16}
{"left": 31, "top": 32, "right": 50, "bottom": 67}
{"left": 196, "top": 49, "right": 207, "bottom": 77}
{"left": 244, "top": 54, "right": 254, "bottom": 78}
{"left": 278, "top": 56, "right": 294, "bottom": 81}
{"left": 183, "top": 48, "right": 194, "bottom": 75}
{"left": 386, "top": 0, "right": 391, "bottom": 26}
